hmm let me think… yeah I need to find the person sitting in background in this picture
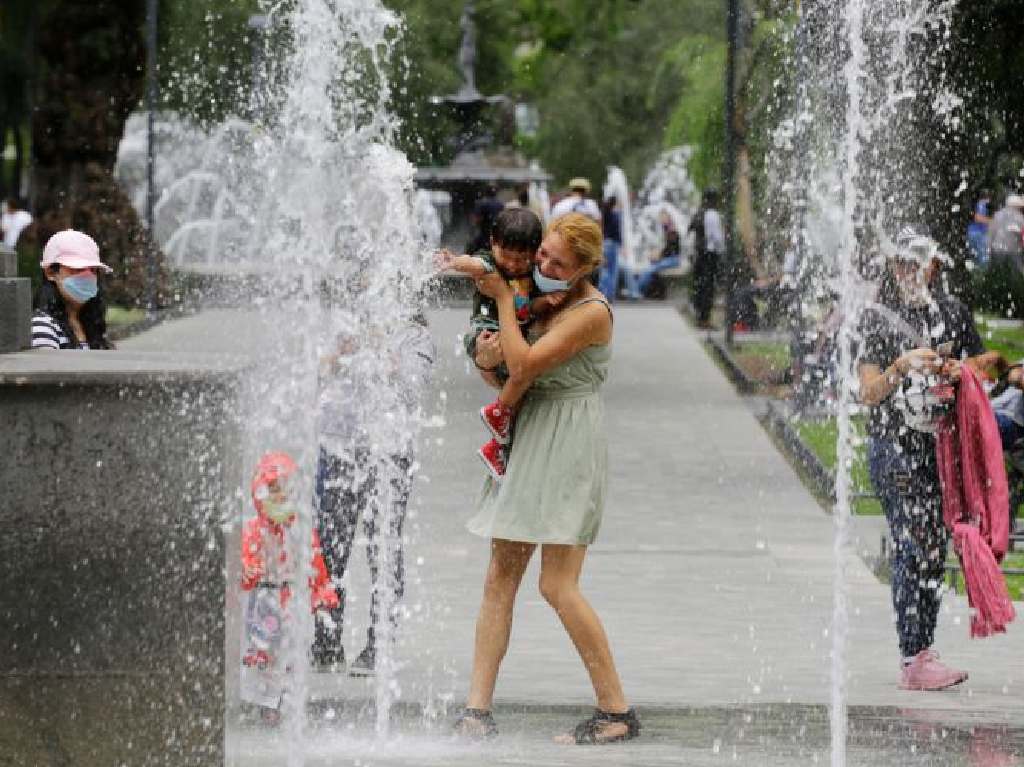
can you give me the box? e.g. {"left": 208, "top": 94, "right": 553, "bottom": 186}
{"left": 1, "top": 197, "right": 33, "bottom": 249}
{"left": 32, "top": 229, "right": 112, "bottom": 350}
{"left": 624, "top": 221, "right": 681, "bottom": 299}
{"left": 981, "top": 357, "right": 1024, "bottom": 449}
{"left": 986, "top": 193, "right": 1024, "bottom": 271}
{"left": 550, "top": 177, "right": 601, "bottom": 222}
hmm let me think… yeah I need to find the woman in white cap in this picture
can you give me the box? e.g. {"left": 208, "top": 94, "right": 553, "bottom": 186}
{"left": 32, "top": 229, "right": 114, "bottom": 350}
{"left": 857, "top": 226, "right": 992, "bottom": 691}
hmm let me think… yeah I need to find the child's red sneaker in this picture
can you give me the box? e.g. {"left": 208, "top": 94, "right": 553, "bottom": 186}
{"left": 478, "top": 439, "right": 507, "bottom": 482}
{"left": 243, "top": 648, "right": 271, "bottom": 669}
{"left": 480, "top": 400, "right": 514, "bottom": 444}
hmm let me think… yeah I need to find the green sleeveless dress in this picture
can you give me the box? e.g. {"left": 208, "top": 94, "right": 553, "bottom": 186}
{"left": 467, "top": 299, "right": 611, "bottom": 545}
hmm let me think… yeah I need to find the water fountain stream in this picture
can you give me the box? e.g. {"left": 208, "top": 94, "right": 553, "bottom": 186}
{"left": 135, "top": 1, "right": 442, "bottom": 762}
{"left": 775, "top": 1, "right": 962, "bottom": 764}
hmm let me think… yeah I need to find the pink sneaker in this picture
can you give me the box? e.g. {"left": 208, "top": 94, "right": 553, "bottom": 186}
{"left": 899, "top": 649, "right": 968, "bottom": 691}
{"left": 478, "top": 439, "right": 507, "bottom": 482}
{"left": 480, "top": 400, "right": 514, "bottom": 444}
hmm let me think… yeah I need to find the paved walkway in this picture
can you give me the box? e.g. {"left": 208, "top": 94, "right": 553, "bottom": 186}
{"left": 370, "top": 305, "right": 1019, "bottom": 714}
{"left": 125, "top": 305, "right": 1023, "bottom": 763}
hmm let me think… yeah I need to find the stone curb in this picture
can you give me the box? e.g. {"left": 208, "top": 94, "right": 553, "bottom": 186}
{"left": 704, "top": 333, "right": 758, "bottom": 395}
{"left": 761, "top": 399, "right": 837, "bottom": 502}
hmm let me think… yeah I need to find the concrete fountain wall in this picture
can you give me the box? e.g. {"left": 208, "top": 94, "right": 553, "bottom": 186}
{"left": 0, "top": 349, "right": 245, "bottom": 766}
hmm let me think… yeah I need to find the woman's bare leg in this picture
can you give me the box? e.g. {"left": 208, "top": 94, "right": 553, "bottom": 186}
{"left": 465, "top": 538, "right": 535, "bottom": 712}
{"left": 539, "top": 544, "right": 629, "bottom": 741}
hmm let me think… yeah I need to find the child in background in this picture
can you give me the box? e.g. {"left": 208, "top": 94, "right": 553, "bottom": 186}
{"left": 240, "top": 451, "right": 338, "bottom": 723}
{"left": 435, "top": 208, "right": 563, "bottom": 480}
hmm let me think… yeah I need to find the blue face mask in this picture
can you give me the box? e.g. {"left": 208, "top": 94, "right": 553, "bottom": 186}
{"left": 62, "top": 274, "right": 98, "bottom": 303}
{"left": 533, "top": 265, "right": 581, "bottom": 294}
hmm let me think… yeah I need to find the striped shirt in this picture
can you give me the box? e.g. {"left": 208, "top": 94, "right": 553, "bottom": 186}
{"left": 32, "top": 311, "right": 89, "bottom": 350}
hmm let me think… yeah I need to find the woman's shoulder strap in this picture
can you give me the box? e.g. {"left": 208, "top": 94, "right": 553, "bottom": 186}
{"left": 566, "top": 296, "right": 613, "bottom": 317}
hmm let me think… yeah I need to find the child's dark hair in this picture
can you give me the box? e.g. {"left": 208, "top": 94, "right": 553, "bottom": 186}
{"left": 492, "top": 208, "right": 543, "bottom": 253}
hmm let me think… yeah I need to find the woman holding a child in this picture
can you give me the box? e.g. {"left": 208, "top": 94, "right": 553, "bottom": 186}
{"left": 455, "top": 212, "right": 639, "bottom": 744}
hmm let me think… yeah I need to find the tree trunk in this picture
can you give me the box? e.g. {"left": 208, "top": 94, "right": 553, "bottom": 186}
{"left": 729, "top": 0, "right": 760, "bottom": 280}
{"left": 30, "top": 0, "right": 165, "bottom": 306}
{"left": 13, "top": 124, "right": 24, "bottom": 198}
{"left": 734, "top": 144, "right": 759, "bottom": 273}
{"left": 0, "top": 125, "right": 8, "bottom": 200}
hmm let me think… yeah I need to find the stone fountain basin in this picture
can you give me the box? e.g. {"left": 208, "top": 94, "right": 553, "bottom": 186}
{"left": 0, "top": 349, "right": 247, "bottom": 766}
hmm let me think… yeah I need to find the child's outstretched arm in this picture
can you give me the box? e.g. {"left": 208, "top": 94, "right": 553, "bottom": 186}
{"left": 433, "top": 249, "right": 493, "bottom": 278}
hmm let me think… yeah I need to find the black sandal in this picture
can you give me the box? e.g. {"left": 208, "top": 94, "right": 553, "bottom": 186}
{"left": 571, "top": 708, "right": 641, "bottom": 745}
{"left": 453, "top": 707, "right": 498, "bottom": 739}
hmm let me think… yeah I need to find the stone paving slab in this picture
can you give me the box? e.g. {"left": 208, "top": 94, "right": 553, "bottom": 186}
{"left": 230, "top": 705, "right": 1024, "bottom": 766}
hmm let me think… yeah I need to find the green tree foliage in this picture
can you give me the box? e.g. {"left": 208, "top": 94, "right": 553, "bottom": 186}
{"left": 381, "top": 0, "right": 726, "bottom": 187}
{"left": 147, "top": 0, "right": 734, "bottom": 192}
{"left": 661, "top": 36, "right": 727, "bottom": 191}
{"left": 158, "top": 0, "right": 263, "bottom": 124}
{"left": 513, "top": 0, "right": 725, "bottom": 187}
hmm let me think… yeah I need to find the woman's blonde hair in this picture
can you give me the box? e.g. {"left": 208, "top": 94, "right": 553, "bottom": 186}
{"left": 548, "top": 213, "right": 604, "bottom": 273}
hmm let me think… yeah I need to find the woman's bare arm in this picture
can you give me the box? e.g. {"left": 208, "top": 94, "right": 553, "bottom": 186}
{"left": 858, "top": 362, "right": 901, "bottom": 407}
{"left": 858, "top": 348, "right": 939, "bottom": 406}
{"left": 493, "top": 290, "right": 610, "bottom": 385}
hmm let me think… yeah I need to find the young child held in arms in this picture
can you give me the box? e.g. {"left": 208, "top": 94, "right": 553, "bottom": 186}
{"left": 435, "top": 207, "right": 564, "bottom": 480}
{"left": 241, "top": 451, "right": 338, "bottom": 723}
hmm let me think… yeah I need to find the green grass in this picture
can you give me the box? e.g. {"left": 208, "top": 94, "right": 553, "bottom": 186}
{"left": 947, "top": 552, "right": 1024, "bottom": 601}
{"left": 977, "top": 315, "right": 1024, "bottom": 361}
{"left": 1003, "top": 553, "right": 1024, "bottom": 601}
{"left": 735, "top": 340, "right": 790, "bottom": 369}
{"left": 792, "top": 417, "right": 883, "bottom": 515}
{"left": 1004, "top": 553, "right": 1024, "bottom": 601}
{"left": 106, "top": 306, "right": 146, "bottom": 327}
{"left": 785, "top": 313, "right": 1024, "bottom": 516}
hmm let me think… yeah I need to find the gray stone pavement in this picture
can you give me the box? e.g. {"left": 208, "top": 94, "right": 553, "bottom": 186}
{"left": 121, "top": 305, "right": 1023, "bottom": 762}
{"left": 368, "top": 305, "right": 1019, "bottom": 716}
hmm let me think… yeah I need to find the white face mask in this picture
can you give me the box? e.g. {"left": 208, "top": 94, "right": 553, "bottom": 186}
{"left": 533, "top": 264, "right": 585, "bottom": 294}
{"left": 261, "top": 496, "right": 298, "bottom": 525}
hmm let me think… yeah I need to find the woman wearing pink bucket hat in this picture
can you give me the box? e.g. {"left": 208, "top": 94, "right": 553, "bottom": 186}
{"left": 31, "top": 229, "right": 113, "bottom": 350}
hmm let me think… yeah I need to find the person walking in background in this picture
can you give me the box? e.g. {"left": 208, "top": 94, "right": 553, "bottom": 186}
{"left": 313, "top": 313, "right": 435, "bottom": 676}
{"left": 598, "top": 196, "right": 622, "bottom": 301}
{"left": 467, "top": 185, "right": 505, "bottom": 254}
{"left": 32, "top": 229, "right": 113, "bottom": 350}
{"left": 550, "top": 177, "right": 601, "bottom": 222}
{"left": 986, "top": 192, "right": 1024, "bottom": 272}
{"left": 689, "top": 188, "right": 725, "bottom": 328}
{"left": 966, "top": 189, "right": 992, "bottom": 265}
